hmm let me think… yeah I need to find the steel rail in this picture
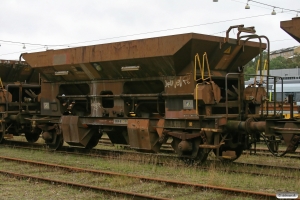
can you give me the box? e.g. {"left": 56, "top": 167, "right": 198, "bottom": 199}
{"left": 0, "top": 169, "right": 170, "bottom": 200}
{"left": 1, "top": 144, "right": 300, "bottom": 183}
{"left": 248, "top": 147, "right": 300, "bottom": 154}
{"left": 98, "top": 139, "right": 300, "bottom": 158}
{"left": 2, "top": 141, "right": 300, "bottom": 171}
{"left": 0, "top": 155, "right": 277, "bottom": 199}
{"left": 243, "top": 151, "right": 300, "bottom": 159}
{"left": 235, "top": 161, "right": 300, "bottom": 171}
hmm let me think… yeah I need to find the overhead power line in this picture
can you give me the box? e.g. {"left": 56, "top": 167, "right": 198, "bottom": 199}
{"left": 60, "top": 13, "right": 274, "bottom": 46}
{"left": 0, "top": 11, "right": 288, "bottom": 49}
{"left": 0, "top": 10, "right": 297, "bottom": 57}
{"left": 247, "top": 0, "right": 299, "bottom": 13}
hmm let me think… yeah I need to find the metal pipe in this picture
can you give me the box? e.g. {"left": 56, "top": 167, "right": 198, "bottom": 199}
{"left": 289, "top": 94, "right": 294, "bottom": 118}
{"left": 57, "top": 93, "right": 194, "bottom": 98}
{"left": 239, "top": 35, "right": 263, "bottom": 78}
{"left": 225, "top": 25, "right": 244, "bottom": 43}
{"left": 258, "top": 36, "right": 270, "bottom": 115}
{"left": 19, "top": 53, "right": 23, "bottom": 64}
{"left": 19, "top": 84, "right": 22, "bottom": 111}
{"left": 241, "top": 35, "right": 280, "bottom": 117}
{"left": 195, "top": 84, "right": 200, "bottom": 116}
{"left": 225, "top": 73, "right": 240, "bottom": 119}
{"left": 226, "top": 120, "right": 266, "bottom": 133}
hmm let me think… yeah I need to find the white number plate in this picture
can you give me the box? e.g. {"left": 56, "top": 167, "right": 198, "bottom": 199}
{"left": 113, "top": 119, "right": 128, "bottom": 124}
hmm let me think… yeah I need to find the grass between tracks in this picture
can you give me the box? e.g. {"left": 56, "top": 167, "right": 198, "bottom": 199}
{"left": 0, "top": 145, "right": 299, "bottom": 200}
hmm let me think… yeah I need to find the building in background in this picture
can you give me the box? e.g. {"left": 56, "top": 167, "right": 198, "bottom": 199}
{"left": 245, "top": 68, "right": 300, "bottom": 102}
{"left": 246, "top": 68, "right": 300, "bottom": 85}
{"left": 270, "top": 46, "right": 300, "bottom": 60}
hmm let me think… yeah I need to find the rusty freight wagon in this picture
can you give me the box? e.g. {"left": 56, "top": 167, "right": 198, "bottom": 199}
{"left": 0, "top": 60, "right": 42, "bottom": 144}
{"left": 3, "top": 24, "right": 297, "bottom": 162}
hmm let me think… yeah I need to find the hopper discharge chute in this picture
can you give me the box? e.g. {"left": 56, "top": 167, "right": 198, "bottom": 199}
{"left": 281, "top": 17, "right": 300, "bottom": 43}
{"left": 22, "top": 32, "right": 266, "bottom": 82}
{"left": 0, "top": 60, "right": 39, "bottom": 83}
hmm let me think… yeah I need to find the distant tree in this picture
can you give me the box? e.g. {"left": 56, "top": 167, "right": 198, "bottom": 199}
{"left": 243, "top": 52, "right": 300, "bottom": 80}
{"left": 243, "top": 59, "right": 255, "bottom": 80}
{"left": 268, "top": 53, "right": 300, "bottom": 69}
{"left": 244, "top": 51, "right": 266, "bottom": 80}
{"left": 287, "top": 52, "right": 300, "bottom": 68}
{"left": 269, "top": 56, "right": 286, "bottom": 69}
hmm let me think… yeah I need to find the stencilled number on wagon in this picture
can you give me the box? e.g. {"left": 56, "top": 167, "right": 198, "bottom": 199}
{"left": 165, "top": 74, "right": 191, "bottom": 88}
{"left": 113, "top": 119, "right": 128, "bottom": 124}
{"left": 43, "top": 102, "right": 50, "bottom": 110}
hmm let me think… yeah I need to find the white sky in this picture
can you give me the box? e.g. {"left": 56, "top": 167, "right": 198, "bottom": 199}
{"left": 0, "top": 0, "right": 299, "bottom": 60}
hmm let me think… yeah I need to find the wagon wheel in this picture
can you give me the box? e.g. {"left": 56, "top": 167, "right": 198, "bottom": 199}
{"left": 186, "top": 148, "right": 210, "bottom": 165}
{"left": 267, "top": 135, "right": 279, "bottom": 153}
{"left": 171, "top": 137, "right": 209, "bottom": 165}
{"left": 213, "top": 146, "right": 243, "bottom": 161}
{"left": 0, "top": 123, "right": 4, "bottom": 143}
{"left": 46, "top": 125, "right": 64, "bottom": 150}
{"left": 25, "top": 132, "right": 40, "bottom": 143}
{"left": 0, "top": 131, "right": 4, "bottom": 143}
{"left": 25, "top": 128, "right": 42, "bottom": 143}
{"left": 85, "top": 132, "right": 102, "bottom": 149}
{"left": 47, "top": 133, "right": 64, "bottom": 150}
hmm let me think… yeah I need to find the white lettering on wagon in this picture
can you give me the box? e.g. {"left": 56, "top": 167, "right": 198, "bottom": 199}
{"left": 91, "top": 102, "right": 101, "bottom": 111}
{"left": 165, "top": 75, "right": 191, "bottom": 88}
{"left": 113, "top": 119, "right": 128, "bottom": 124}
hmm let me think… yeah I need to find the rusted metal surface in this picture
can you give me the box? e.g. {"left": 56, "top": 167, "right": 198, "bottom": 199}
{"left": 15, "top": 25, "right": 300, "bottom": 161}
{"left": 194, "top": 84, "right": 217, "bottom": 104}
{"left": 226, "top": 119, "right": 266, "bottom": 133}
{"left": 266, "top": 103, "right": 300, "bottom": 113}
{"left": 61, "top": 115, "right": 98, "bottom": 147}
{"left": 286, "top": 134, "right": 300, "bottom": 153}
{"left": 281, "top": 17, "right": 300, "bottom": 43}
{"left": 22, "top": 33, "right": 266, "bottom": 81}
{"left": 167, "top": 131, "right": 202, "bottom": 140}
{"left": 244, "top": 86, "right": 267, "bottom": 104}
{"left": 127, "top": 119, "right": 162, "bottom": 152}
{"left": 199, "top": 144, "right": 220, "bottom": 149}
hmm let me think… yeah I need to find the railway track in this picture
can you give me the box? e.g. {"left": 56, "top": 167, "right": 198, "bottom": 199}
{"left": 6, "top": 135, "right": 300, "bottom": 158}
{"left": 246, "top": 147, "right": 300, "bottom": 156}
{"left": 99, "top": 137, "right": 300, "bottom": 156}
{"left": 2, "top": 140, "right": 300, "bottom": 179}
{"left": 4, "top": 139, "right": 300, "bottom": 169}
{"left": 0, "top": 170, "right": 168, "bottom": 200}
{"left": 0, "top": 155, "right": 279, "bottom": 199}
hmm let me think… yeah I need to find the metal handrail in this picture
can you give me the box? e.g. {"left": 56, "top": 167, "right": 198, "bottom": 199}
{"left": 225, "top": 73, "right": 240, "bottom": 119}
{"left": 245, "top": 74, "right": 283, "bottom": 117}
{"left": 194, "top": 52, "right": 212, "bottom": 82}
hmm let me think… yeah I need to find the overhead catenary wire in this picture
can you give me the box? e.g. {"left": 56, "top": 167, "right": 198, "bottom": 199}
{"left": 247, "top": 0, "right": 299, "bottom": 13}
{"left": 0, "top": 7, "right": 298, "bottom": 57}
{"left": 0, "top": 39, "right": 69, "bottom": 48}
{"left": 60, "top": 13, "right": 276, "bottom": 46}
{"left": 232, "top": 0, "right": 299, "bottom": 14}
{"left": 0, "top": 13, "right": 286, "bottom": 56}
{"left": 0, "top": 47, "right": 46, "bottom": 56}
{"left": 0, "top": 0, "right": 298, "bottom": 51}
